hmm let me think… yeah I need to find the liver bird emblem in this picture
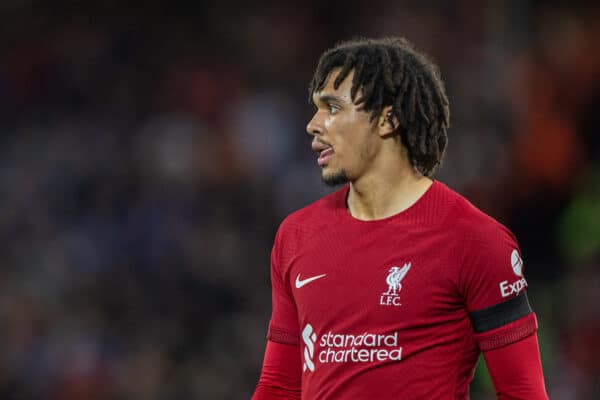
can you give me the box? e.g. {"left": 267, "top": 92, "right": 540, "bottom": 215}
{"left": 384, "top": 263, "right": 411, "bottom": 296}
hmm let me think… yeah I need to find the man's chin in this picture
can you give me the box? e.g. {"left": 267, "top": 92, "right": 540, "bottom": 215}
{"left": 321, "top": 169, "right": 349, "bottom": 187}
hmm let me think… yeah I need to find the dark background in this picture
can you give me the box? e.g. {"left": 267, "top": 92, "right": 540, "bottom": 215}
{"left": 1, "top": 1, "right": 599, "bottom": 398}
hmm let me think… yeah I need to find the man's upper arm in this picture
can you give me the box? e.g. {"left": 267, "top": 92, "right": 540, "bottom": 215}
{"left": 458, "top": 220, "right": 537, "bottom": 350}
{"left": 253, "top": 223, "right": 302, "bottom": 399}
{"left": 457, "top": 217, "right": 547, "bottom": 397}
{"left": 267, "top": 224, "right": 300, "bottom": 345}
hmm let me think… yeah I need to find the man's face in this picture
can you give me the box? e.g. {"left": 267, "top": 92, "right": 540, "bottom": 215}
{"left": 307, "top": 69, "right": 381, "bottom": 186}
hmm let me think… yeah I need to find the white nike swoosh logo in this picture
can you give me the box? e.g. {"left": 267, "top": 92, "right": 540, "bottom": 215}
{"left": 295, "top": 273, "right": 327, "bottom": 288}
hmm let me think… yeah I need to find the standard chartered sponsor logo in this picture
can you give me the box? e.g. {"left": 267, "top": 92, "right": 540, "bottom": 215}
{"left": 319, "top": 331, "right": 403, "bottom": 363}
{"left": 301, "top": 323, "right": 403, "bottom": 372}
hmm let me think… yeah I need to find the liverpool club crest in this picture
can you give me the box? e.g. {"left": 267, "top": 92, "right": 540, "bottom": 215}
{"left": 380, "top": 263, "right": 411, "bottom": 306}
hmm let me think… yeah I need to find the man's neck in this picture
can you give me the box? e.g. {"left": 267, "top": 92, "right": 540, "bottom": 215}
{"left": 346, "top": 167, "right": 433, "bottom": 221}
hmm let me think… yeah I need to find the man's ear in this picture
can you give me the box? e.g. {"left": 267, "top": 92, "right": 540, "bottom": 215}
{"left": 377, "top": 106, "right": 399, "bottom": 138}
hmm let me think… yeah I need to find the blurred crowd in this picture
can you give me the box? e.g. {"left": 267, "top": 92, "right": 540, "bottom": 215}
{"left": 1, "top": 1, "right": 599, "bottom": 399}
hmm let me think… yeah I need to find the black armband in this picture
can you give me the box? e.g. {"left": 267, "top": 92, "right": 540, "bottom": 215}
{"left": 470, "top": 292, "right": 532, "bottom": 333}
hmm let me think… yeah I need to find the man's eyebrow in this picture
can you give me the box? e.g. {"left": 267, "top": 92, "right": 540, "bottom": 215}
{"left": 316, "top": 94, "right": 346, "bottom": 105}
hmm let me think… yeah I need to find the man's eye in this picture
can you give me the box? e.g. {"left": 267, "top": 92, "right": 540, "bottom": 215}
{"left": 328, "top": 104, "right": 339, "bottom": 114}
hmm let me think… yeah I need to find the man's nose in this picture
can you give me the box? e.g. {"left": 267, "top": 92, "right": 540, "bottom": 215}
{"left": 306, "top": 113, "right": 323, "bottom": 137}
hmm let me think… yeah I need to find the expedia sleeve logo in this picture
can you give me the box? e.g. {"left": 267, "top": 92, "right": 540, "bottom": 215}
{"left": 499, "top": 249, "right": 528, "bottom": 298}
{"left": 301, "top": 323, "right": 403, "bottom": 373}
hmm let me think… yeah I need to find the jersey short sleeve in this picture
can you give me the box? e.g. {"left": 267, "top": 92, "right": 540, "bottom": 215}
{"left": 458, "top": 219, "right": 537, "bottom": 351}
{"left": 267, "top": 225, "right": 300, "bottom": 345}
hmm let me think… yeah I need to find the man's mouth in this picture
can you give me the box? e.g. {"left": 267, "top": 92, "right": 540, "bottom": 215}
{"left": 312, "top": 141, "right": 334, "bottom": 166}
{"left": 317, "top": 147, "right": 334, "bottom": 166}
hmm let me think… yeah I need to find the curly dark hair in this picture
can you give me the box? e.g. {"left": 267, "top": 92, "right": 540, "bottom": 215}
{"left": 309, "top": 37, "right": 450, "bottom": 177}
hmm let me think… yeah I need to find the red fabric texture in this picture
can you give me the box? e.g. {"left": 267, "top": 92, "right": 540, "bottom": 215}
{"left": 259, "top": 181, "right": 545, "bottom": 398}
{"left": 475, "top": 313, "right": 538, "bottom": 351}
{"left": 252, "top": 340, "right": 301, "bottom": 400}
{"left": 483, "top": 333, "right": 548, "bottom": 399}
{"left": 267, "top": 327, "right": 299, "bottom": 346}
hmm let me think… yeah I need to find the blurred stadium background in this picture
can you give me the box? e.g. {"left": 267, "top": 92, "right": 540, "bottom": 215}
{"left": 1, "top": 1, "right": 599, "bottom": 399}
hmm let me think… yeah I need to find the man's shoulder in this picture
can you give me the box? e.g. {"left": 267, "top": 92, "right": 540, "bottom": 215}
{"left": 440, "top": 182, "right": 515, "bottom": 242}
{"left": 271, "top": 187, "right": 345, "bottom": 257}
{"left": 279, "top": 186, "right": 346, "bottom": 232}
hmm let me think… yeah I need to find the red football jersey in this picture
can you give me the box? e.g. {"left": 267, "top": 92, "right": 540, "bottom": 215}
{"left": 267, "top": 181, "right": 537, "bottom": 399}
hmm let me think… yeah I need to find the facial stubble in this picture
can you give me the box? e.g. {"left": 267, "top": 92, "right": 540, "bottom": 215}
{"left": 321, "top": 168, "right": 349, "bottom": 187}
